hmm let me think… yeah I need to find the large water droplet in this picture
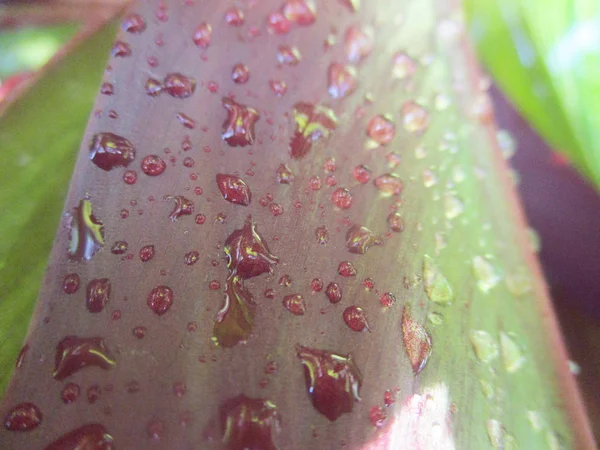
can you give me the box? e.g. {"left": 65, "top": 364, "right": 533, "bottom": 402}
{"left": 328, "top": 63, "right": 357, "bottom": 99}
{"left": 44, "top": 423, "right": 115, "bottom": 450}
{"left": 373, "top": 173, "right": 402, "bottom": 196}
{"left": 297, "top": 346, "right": 362, "bottom": 421}
{"left": 53, "top": 336, "right": 116, "bottom": 380}
{"left": 469, "top": 330, "right": 498, "bottom": 363}
{"left": 282, "top": 0, "right": 317, "bottom": 25}
{"left": 165, "top": 195, "right": 194, "bottom": 221}
{"left": 122, "top": 13, "right": 146, "bottom": 33}
{"left": 331, "top": 187, "right": 353, "bottom": 209}
{"left": 283, "top": 294, "right": 306, "bottom": 315}
{"left": 290, "top": 103, "right": 337, "bottom": 159}
{"left": 147, "top": 286, "right": 174, "bottom": 316}
{"left": 89, "top": 133, "right": 135, "bottom": 171}
{"left": 216, "top": 174, "right": 252, "bottom": 206}
{"left": 346, "top": 225, "right": 383, "bottom": 254}
{"left": 473, "top": 256, "right": 501, "bottom": 293}
{"left": 162, "top": 73, "right": 196, "bottom": 98}
{"left": 221, "top": 97, "right": 260, "bottom": 147}
{"left": 423, "top": 255, "right": 453, "bottom": 305}
{"left": 392, "top": 51, "right": 416, "bottom": 79}
{"left": 4, "top": 402, "right": 42, "bottom": 431}
{"left": 366, "top": 115, "right": 395, "bottom": 145}
{"left": 500, "top": 332, "right": 525, "bottom": 373}
{"left": 68, "top": 199, "right": 104, "bottom": 262}
{"left": 326, "top": 282, "right": 342, "bottom": 303}
{"left": 193, "top": 23, "right": 212, "bottom": 48}
{"left": 401, "top": 307, "right": 432, "bottom": 374}
{"left": 344, "top": 25, "right": 373, "bottom": 63}
{"left": 141, "top": 155, "right": 166, "bottom": 176}
{"left": 86, "top": 278, "right": 111, "bottom": 313}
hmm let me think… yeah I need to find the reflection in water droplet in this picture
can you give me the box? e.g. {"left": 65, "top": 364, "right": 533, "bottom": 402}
{"left": 367, "top": 115, "right": 395, "bottom": 145}
{"left": 374, "top": 173, "right": 402, "bottom": 196}
{"left": 290, "top": 103, "right": 337, "bottom": 159}
{"left": 500, "top": 332, "right": 525, "bottom": 373}
{"left": 221, "top": 97, "right": 260, "bottom": 147}
{"left": 473, "top": 256, "right": 501, "bottom": 293}
{"left": 423, "top": 255, "right": 453, "bottom": 305}
{"left": 53, "top": 336, "right": 116, "bottom": 380}
{"left": 402, "top": 307, "right": 432, "bottom": 374}
{"left": 343, "top": 306, "right": 369, "bottom": 332}
{"left": 346, "top": 225, "right": 383, "bottom": 254}
{"left": 68, "top": 199, "right": 104, "bottom": 262}
{"left": 283, "top": 0, "right": 317, "bottom": 26}
{"left": 89, "top": 132, "right": 135, "bottom": 171}
{"left": 44, "top": 423, "right": 115, "bottom": 450}
{"left": 165, "top": 195, "right": 194, "bottom": 221}
{"left": 4, "top": 402, "right": 42, "bottom": 431}
{"left": 63, "top": 273, "right": 80, "bottom": 294}
{"left": 469, "top": 330, "right": 498, "bottom": 363}
{"left": 297, "top": 345, "right": 362, "bottom": 421}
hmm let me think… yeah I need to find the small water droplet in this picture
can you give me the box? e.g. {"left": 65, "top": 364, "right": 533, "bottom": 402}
{"left": 61, "top": 382, "right": 81, "bottom": 404}
{"left": 277, "top": 45, "right": 302, "bottom": 65}
{"left": 269, "top": 79, "right": 287, "bottom": 97}
{"left": 87, "top": 384, "right": 101, "bottom": 404}
{"left": 297, "top": 345, "right": 362, "bottom": 421}
{"left": 346, "top": 225, "right": 383, "bottom": 254}
{"left": 193, "top": 23, "right": 212, "bottom": 48}
{"left": 86, "top": 278, "right": 111, "bottom": 313}
{"left": 139, "top": 245, "right": 155, "bottom": 262}
{"left": 89, "top": 132, "right": 135, "bottom": 171}
{"left": 500, "top": 332, "right": 525, "bottom": 373}
{"left": 344, "top": 25, "right": 373, "bottom": 63}
{"left": 141, "top": 155, "right": 166, "bottom": 176}
{"left": 343, "top": 306, "right": 369, "bottom": 331}
{"left": 147, "top": 286, "right": 173, "bottom": 316}
{"left": 45, "top": 424, "right": 114, "bottom": 449}
{"left": 216, "top": 174, "right": 252, "bottom": 207}
{"left": 123, "top": 13, "right": 146, "bottom": 33}
{"left": 165, "top": 195, "right": 194, "bottom": 221}
{"left": 63, "top": 273, "right": 80, "bottom": 294}
{"left": 162, "top": 73, "right": 196, "bottom": 98}
{"left": 473, "top": 256, "right": 501, "bottom": 293}
{"left": 379, "top": 292, "right": 395, "bottom": 307}
{"left": 367, "top": 115, "right": 395, "bottom": 145}
{"left": 283, "top": 294, "right": 306, "bottom": 315}
{"left": 68, "top": 199, "right": 104, "bottom": 261}
{"left": 221, "top": 97, "right": 260, "bottom": 147}
{"left": 387, "top": 212, "right": 404, "bottom": 232}
{"left": 176, "top": 112, "right": 196, "bottom": 129}
{"left": 311, "top": 278, "right": 324, "bottom": 292}
{"left": 374, "top": 173, "right": 402, "bottom": 196}
{"left": 469, "top": 330, "right": 498, "bottom": 363}
{"left": 15, "top": 344, "right": 29, "bottom": 369}
{"left": 402, "top": 101, "right": 429, "bottom": 133}
{"left": 401, "top": 307, "right": 432, "bottom": 374}
{"left": 338, "top": 261, "right": 357, "bottom": 277}
{"left": 133, "top": 326, "right": 146, "bottom": 339}
{"left": 267, "top": 11, "right": 291, "bottom": 34}
{"left": 112, "top": 40, "right": 131, "bottom": 57}
{"left": 224, "top": 7, "right": 245, "bottom": 26}
{"left": 331, "top": 187, "right": 353, "bottom": 209}
{"left": 290, "top": 103, "right": 337, "bottom": 159}
{"left": 505, "top": 270, "right": 532, "bottom": 296}
{"left": 443, "top": 193, "right": 464, "bottom": 219}
{"left": 232, "top": 63, "right": 250, "bottom": 84}
{"left": 53, "top": 336, "right": 116, "bottom": 380}
{"left": 392, "top": 51, "right": 416, "bottom": 79}
{"left": 353, "top": 164, "right": 371, "bottom": 184}
{"left": 4, "top": 403, "right": 42, "bottom": 431}
{"left": 123, "top": 170, "right": 137, "bottom": 185}
{"left": 276, "top": 164, "right": 294, "bottom": 184}
{"left": 326, "top": 282, "right": 342, "bottom": 303}
{"left": 423, "top": 255, "right": 453, "bottom": 305}
{"left": 282, "top": 0, "right": 317, "bottom": 25}
{"left": 328, "top": 63, "right": 357, "bottom": 99}
{"left": 315, "top": 226, "right": 329, "bottom": 245}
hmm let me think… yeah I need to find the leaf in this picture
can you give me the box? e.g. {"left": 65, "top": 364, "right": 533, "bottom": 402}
{"left": 464, "top": 0, "right": 600, "bottom": 188}
{"left": 0, "top": 1, "right": 594, "bottom": 448}
{"left": 0, "top": 21, "right": 118, "bottom": 395}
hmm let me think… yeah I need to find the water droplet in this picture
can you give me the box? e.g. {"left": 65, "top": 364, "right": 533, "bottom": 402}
{"left": 500, "top": 332, "right": 525, "bottom": 373}
{"left": 212, "top": 395, "right": 281, "bottom": 449}
{"left": 326, "top": 282, "right": 342, "bottom": 303}
{"left": 139, "top": 245, "right": 155, "bottom": 262}
{"left": 422, "top": 168, "right": 438, "bottom": 187}
{"left": 184, "top": 251, "right": 199, "bottom": 265}
{"left": 221, "top": 97, "right": 260, "bottom": 147}
{"left": 141, "top": 155, "right": 166, "bottom": 176}
{"left": 147, "top": 286, "right": 173, "bottom": 316}
{"left": 401, "top": 307, "right": 432, "bottom": 374}
{"left": 232, "top": 63, "right": 250, "bottom": 84}
{"left": 469, "top": 330, "right": 498, "bottom": 363}
{"left": 346, "top": 225, "right": 383, "bottom": 254}
{"left": 111, "top": 241, "right": 128, "bottom": 255}
{"left": 277, "top": 45, "right": 302, "bottom": 65}
{"left": 45, "top": 423, "right": 114, "bottom": 450}
{"left": 193, "top": 23, "right": 212, "bottom": 48}
{"left": 505, "top": 270, "right": 532, "bottom": 296}
{"left": 123, "top": 13, "right": 146, "bottom": 33}
{"left": 373, "top": 173, "right": 402, "bottom": 196}
{"left": 343, "top": 306, "right": 369, "bottom": 331}
{"left": 379, "top": 292, "right": 395, "bottom": 307}
{"left": 338, "top": 261, "right": 357, "bottom": 277}
{"left": 311, "top": 278, "right": 324, "bottom": 292}
{"left": 387, "top": 212, "right": 404, "bottom": 232}
{"left": 86, "top": 278, "right": 111, "bottom": 313}
{"left": 162, "top": 73, "right": 196, "bottom": 98}
{"left": 383, "top": 389, "right": 395, "bottom": 406}
{"left": 315, "top": 226, "right": 329, "bottom": 245}
{"left": 278, "top": 274, "right": 292, "bottom": 286}
{"left": 423, "top": 255, "right": 453, "bottom": 305}
{"left": 367, "top": 115, "right": 395, "bottom": 145}
{"left": 331, "top": 187, "right": 353, "bottom": 209}
{"left": 328, "top": 63, "right": 357, "bottom": 99}
{"left": 283, "top": 294, "right": 306, "bottom": 315}
{"left": 282, "top": 0, "right": 317, "bottom": 25}
{"left": 392, "top": 51, "right": 416, "bottom": 79}
{"left": 297, "top": 345, "right": 362, "bottom": 421}
{"left": 123, "top": 170, "right": 137, "bottom": 185}
{"left": 68, "top": 199, "right": 104, "bottom": 262}
{"left": 4, "top": 403, "right": 42, "bottom": 431}
{"left": 402, "top": 101, "right": 429, "bottom": 133}
{"left": 224, "top": 217, "right": 279, "bottom": 279}
{"left": 344, "top": 25, "right": 373, "bottom": 63}
{"left": 89, "top": 132, "right": 135, "bottom": 171}
{"left": 290, "top": 103, "right": 337, "bottom": 159}
{"left": 216, "top": 174, "right": 252, "bottom": 206}
{"left": 100, "top": 82, "right": 114, "bottom": 95}
{"left": 267, "top": 11, "right": 291, "bottom": 34}
{"left": 53, "top": 336, "right": 116, "bottom": 380}
{"left": 269, "top": 79, "right": 287, "bottom": 97}
{"left": 15, "top": 344, "right": 29, "bottom": 369}
{"left": 276, "top": 164, "right": 294, "bottom": 184}
{"left": 224, "top": 7, "right": 244, "bottom": 26}
{"left": 443, "top": 193, "right": 464, "bottom": 219}
{"left": 61, "top": 382, "right": 80, "bottom": 404}
{"left": 63, "top": 273, "right": 80, "bottom": 294}
{"left": 86, "top": 384, "right": 101, "bottom": 404}
{"left": 165, "top": 195, "right": 194, "bottom": 221}
{"left": 133, "top": 326, "right": 146, "bottom": 339}
{"left": 176, "top": 112, "right": 196, "bottom": 129}
{"left": 369, "top": 406, "right": 387, "bottom": 427}
{"left": 473, "top": 256, "right": 501, "bottom": 293}
{"left": 353, "top": 164, "right": 371, "bottom": 184}
{"left": 112, "top": 41, "right": 131, "bottom": 57}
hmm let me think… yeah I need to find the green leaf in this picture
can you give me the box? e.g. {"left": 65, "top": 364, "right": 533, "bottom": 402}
{"left": 0, "top": 24, "right": 78, "bottom": 78}
{"left": 464, "top": 0, "right": 600, "bottom": 188}
{"left": 0, "top": 22, "right": 117, "bottom": 395}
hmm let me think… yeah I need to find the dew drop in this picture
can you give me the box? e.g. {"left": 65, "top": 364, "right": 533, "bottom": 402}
{"left": 185, "top": 251, "right": 199, "bottom": 265}
{"left": 61, "top": 382, "right": 81, "bottom": 404}
{"left": 221, "top": 97, "right": 260, "bottom": 147}
{"left": 346, "top": 224, "right": 383, "bottom": 254}
{"left": 338, "top": 261, "right": 357, "bottom": 277}
{"left": 147, "top": 286, "right": 173, "bottom": 316}
{"left": 4, "top": 402, "right": 42, "bottom": 431}
{"left": 112, "top": 41, "right": 131, "bottom": 57}
{"left": 193, "top": 23, "right": 212, "bottom": 48}
{"left": 15, "top": 344, "right": 29, "bottom": 369}
{"left": 344, "top": 25, "right": 373, "bottom": 63}
{"left": 277, "top": 45, "right": 302, "bottom": 65}
{"left": 141, "top": 155, "right": 166, "bottom": 176}
{"left": 473, "top": 256, "right": 501, "bottom": 293}
{"left": 469, "top": 330, "right": 498, "bottom": 363}
{"left": 331, "top": 187, "right": 353, "bottom": 209}
{"left": 267, "top": 11, "right": 291, "bottom": 34}
{"left": 176, "top": 112, "right": 196, "bottom": 129}
{"left": 369, "top": 406, "right": 387, "bottom": 428}
{"left": 162, "top": 73, "right": 197, "bottom": 98}
{"left": 343, "top": 306, "right": 369, "bottom": 331}
{"left": 133, "top": 326, "right": 146, "bottom": 339}
{"left": 165, "top": 195, "right": 194, "bottom": 221}
{"left": 68, "top": 199, "right": 104, "bottom": 262}
{"left": 311, "top": 278, "right": 324, "bottom": 292}
{"left": 328, "top": 63, "right": 357, "bottom": 99}
{"left": 86, "top": 278, "right": 111, "bottom": 313}
{"left": 290, "top": 103, "right": 337, "bottom": 159}
{"left": 423, "top": 255, "right": 453, "bottom": 305}
{"left": 45, "top": 423, "right": 115, "bottom": 450}
{"left": 402, "top": 101, "right": 429, "bottom": 133}
{"left": 224, "top": 7, "right": 245, "bottom": 26}
{"left": 53, "top": 336, "right": 116, "bottom": 380}
{"left": 387, "top": 212, "right": 404, "bottom": 232}
{"left": 283, "top": 294, "right": 306, "bottom": 315}
{"left": 216, "top": 174, "right": 252, "bottom": 206}
{"left": 269, "top": 79, "right": 287, "bottom": 97}
{"left": 353, "top": 164, "right": 371, "bottom": 184}
{"left": 392, "top": 51, "right": 416, "bottom": 79}
{"left": 63, "top": 273, "right": 80, "bottom": 294}
{"left": 123, "top": 13, "right": 146, "bottom": 33}
{"left": 282, "top": 0, "right": 317, "bottom": 25}
{"left": 276, "top": 164, "right": 294, "bottom": 184}
{"left": 89, "top": 132, "right": 135, "bottom": 171}
{"left": 326, "top": 282, "right": 342, "bottom": 303}
{"left": 379, "top": 292, "right": 395, "bottom": 307}
{"left": 297, "top": 345, "right": 362, "bottom": 421}
{"left": 443, "top": 193, "right": 464, "bottom": 219}
{"left": 367, "top": 115, "right": 395, "bottom": 145}
{"left": 123, "top": 170, "right": 137, "bottom": 184}
{"left": 139, "top": 245, "right": 155, "bottom": 262}
{"left": 401, "top": 307, "right": 432, "bottom": 374}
